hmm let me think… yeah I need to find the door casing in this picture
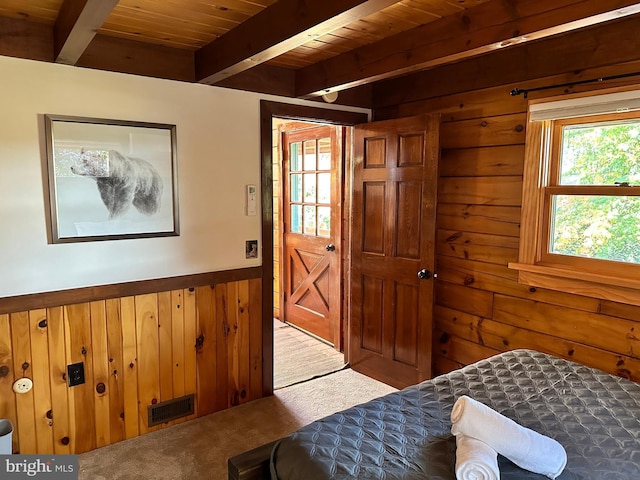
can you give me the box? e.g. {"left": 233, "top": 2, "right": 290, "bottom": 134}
{"left": 259, "top": 101, "right": 369, "bottom": 396}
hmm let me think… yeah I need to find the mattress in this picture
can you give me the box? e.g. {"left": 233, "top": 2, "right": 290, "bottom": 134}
{"left": 270, "top": 349, "right": 640, "bottom": 479}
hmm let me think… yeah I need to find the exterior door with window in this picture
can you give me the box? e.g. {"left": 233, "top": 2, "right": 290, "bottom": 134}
{"left": 350, "top": 115, "right": 439, "bottom": 388}
{"left": 281, "top": 126, "right": 342, "bottom": 347}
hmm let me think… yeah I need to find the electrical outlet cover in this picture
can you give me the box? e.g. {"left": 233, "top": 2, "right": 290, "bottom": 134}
{"left": 13, "top": 377, "right": 33, "bottom": 394}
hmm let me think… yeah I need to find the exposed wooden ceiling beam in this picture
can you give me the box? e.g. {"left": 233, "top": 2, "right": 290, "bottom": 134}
{"left": 54, "top": 0, "right": 119, "bottom": 65}
{"left": 295, "top": 0, "right": 640, "bottom": 97}
{"left": 372, "top": 14, "right": 640, "bottom": 108}
{"left": 195, "top": 0, "right": 399, "bottom": 85}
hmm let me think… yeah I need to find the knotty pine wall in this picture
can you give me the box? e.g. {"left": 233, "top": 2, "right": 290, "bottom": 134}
{"left": 0, "top": 278, "right": 261, "bottom": 455}
{"left": 375, "top": 66, "right": 640, "bottom": 382}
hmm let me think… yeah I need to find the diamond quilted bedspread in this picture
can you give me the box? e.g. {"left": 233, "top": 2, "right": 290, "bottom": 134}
{"left": 270, "top": 349, "right": 640, "bottom": 479}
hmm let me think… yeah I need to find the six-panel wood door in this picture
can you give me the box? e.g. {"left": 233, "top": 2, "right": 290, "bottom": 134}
{"left": 350, "top": 115, "right": 439, "bottom": 388}
{"left": 281, "top": 126, "right": 342, "bottom": 346}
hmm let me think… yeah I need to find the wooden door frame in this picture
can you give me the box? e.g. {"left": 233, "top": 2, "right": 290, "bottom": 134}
{"left": 259, "top": 101, "right": 369, "bottom": 396}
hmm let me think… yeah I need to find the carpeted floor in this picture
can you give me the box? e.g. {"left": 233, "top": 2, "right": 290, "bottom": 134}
{"left": 273, "top": 319, "right": 346, "bottom": 389}
{"left": 78, "top": 369, "right": 397, "bottom": 480}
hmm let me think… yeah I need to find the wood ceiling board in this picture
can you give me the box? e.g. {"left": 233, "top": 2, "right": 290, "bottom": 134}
{"left": 294, "top": 0, "right": 640, "bottom": 97}
{"left": 0, "top": 0, "right": 63, "bottom": 24}
{"left": 271, "top": 0, "right": 464, "bottom": 69}
{"left": 195, "top": 0, "right": 400, "bottom": 85}
{"left": 100, "top": 11, "right": 230, "bottom": 50}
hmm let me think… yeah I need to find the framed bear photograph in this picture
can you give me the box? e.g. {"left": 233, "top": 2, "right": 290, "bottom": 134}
{"left": 44, "top": 115, "right": 179, "bottom": 243}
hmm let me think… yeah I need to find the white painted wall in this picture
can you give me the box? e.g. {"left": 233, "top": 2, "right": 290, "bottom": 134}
{"left": 0, "top": 55, "right": 369, "bottom": 297}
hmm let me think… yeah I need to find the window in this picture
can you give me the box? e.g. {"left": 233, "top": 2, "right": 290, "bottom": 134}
{"left": 510, "top": 89, "right": 640, "bottom": 305}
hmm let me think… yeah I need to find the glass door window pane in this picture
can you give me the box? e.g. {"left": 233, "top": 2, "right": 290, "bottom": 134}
{"left": 317, "top": 173, "right": 330, "bottom": 204}
{"left": 318, "top": 137, "right": 331, "bottom": 170}
{"left": 304, "top": 206, "right": 316, "bottom": 235}
{"left": 290, "top": 173, "right": 302, "bottom": 202}
{"left": 290, "top": 205, "right": 302, "bottom": 234}
{"left": 304, "top": 140, "right": 316, "bottom": 170}
{"left": 290, "top": 142, "right": 302, "bottom": 171}
{"left": 317, "top": 206, "right": 331, "bottom": 237}
{"left": 303, "top": 173, "right": 316, "bottom": 202}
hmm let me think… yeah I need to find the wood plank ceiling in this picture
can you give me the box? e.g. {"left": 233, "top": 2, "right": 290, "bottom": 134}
{"left": 1, "top": 0, "right": 639, "bottom": 105}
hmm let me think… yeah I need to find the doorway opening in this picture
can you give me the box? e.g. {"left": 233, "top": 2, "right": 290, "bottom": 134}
{"left": 272, "top": 117, "right": 346, "bottom": 389}
{"left": 259, "top": 101, "right": 369, "bottom": 396}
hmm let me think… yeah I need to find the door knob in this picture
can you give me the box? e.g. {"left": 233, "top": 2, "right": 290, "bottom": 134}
{"left": 325, "top": 243, "right": 336, "bottom": 252}
{"left": 417, "top": 269, "right": 431, "bottom": 280}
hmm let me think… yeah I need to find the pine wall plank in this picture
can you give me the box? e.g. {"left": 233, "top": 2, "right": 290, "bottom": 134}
{"left": 0, "top": 277, "right": 262, "bottom": 455}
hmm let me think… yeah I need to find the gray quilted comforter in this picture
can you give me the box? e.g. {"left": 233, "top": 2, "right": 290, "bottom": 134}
{"left": 270, "top": 349, "right": 640, "bottom": 479}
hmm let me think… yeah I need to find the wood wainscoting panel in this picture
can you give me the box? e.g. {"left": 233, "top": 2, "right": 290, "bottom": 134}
{"left": 0, "top": 273, "right": 262, "bottom": 455}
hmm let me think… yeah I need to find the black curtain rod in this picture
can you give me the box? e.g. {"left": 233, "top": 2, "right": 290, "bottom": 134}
{"left": 510, "top": 71, "right": 640, "bottom": 98}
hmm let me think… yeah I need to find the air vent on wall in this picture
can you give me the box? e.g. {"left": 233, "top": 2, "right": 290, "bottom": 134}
{"left": 147, "top": 394, "right": 195, "bottom": 427}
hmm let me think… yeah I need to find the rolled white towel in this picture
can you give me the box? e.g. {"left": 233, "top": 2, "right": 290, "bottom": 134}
{"left": 455, "top": 434, "right": 500, "bottom": 480}
{"left": 451, "top": 396, "right": 567, "bottom": 479}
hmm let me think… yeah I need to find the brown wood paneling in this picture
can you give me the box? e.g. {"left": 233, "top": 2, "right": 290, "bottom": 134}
{"left": 435, "top": 282, "right": 493, "bottom": 318}
{"left": 46, "top": 307, "right": 70, "bottom": 454}
{"left": 11, "top": 311, "right": 36, "bottom": 454}
{"left": 226, "top": 281, "right": 240, "bottom": 407}
{"left": 440, "top": 113, "right": 526, "bottom": 149}
{"left": 105, "top": 298, "right": 125, "bottom": 443}
{"left": 440, "top": 145, "right": 525, "bottom": 177}
{"left": 0, "top": 274, "right": 263, "bottom": 455}
{"left": 437, "top": 204, "right": 521, "bottom": 237}
{"left": 215, "top": 284, "right": 231, "bottom": 410}
{"left": 157, "top": 291, "right": 174, "bottom": 426}
{"left": 135, "top": 294, "right": 161, "bottom": 435}
{"left": 438, "top": 176, "right": 523, "bottom": 206}
{"left": 435, "top": 304, "right": 640, "bottom": 380}
{"left": 89, "top": 301, "right": 110, "bottom": 448}
{"left": 169, "top": 290, "right": 185, "bottom": 425}
{"left": 65, "top": 303, "right": 95, "bottom": 454}
{"left": 29, "top": 309, "right": 54, "bottom": 453}
{"left": 0, "top": 314, "right": 18, "bottom": 453}
{"left": 436, "top": 229, "right": 519, "bottom": 265}
{"left": 236, "top": 280, "right": 251, "bottom": 406}
{"left": 120, "top": 296, "right": 139, "bottom": 440}
{"left": 182, "top": 288, "right": 198, "bottom": 421}
{"left": 195, "top": 285, "right": 217, "bottom": 417}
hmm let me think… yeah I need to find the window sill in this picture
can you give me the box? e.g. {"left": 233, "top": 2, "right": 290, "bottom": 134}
{"left": 508, "top": 262, "right": 640, "bottom": 306}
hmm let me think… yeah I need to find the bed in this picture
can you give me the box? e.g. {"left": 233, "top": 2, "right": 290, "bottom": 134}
{"left": 229, "top": 349, "right": 640, "bottom": 479}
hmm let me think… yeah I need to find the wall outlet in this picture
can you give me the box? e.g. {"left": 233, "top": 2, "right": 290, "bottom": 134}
{"left": 246, "top": 240, "right": 258, "bottom": 259}
{"left": 67, "top": 362, "right": 85, "bottom": 387}
{"left": 13, "top": 377, "right": 33, "bottom": 394}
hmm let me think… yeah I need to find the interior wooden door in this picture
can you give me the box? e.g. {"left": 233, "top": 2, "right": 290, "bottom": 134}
{"left": 350, "top": 115, "right": 439, "bottom": 388}
{"left": 281, "top": 125, "right": 342, "bottom": 346}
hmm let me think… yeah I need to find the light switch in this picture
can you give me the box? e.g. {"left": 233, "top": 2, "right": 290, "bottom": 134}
{"left": 246, "top": 184, "right": 257, "bottom": 216}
